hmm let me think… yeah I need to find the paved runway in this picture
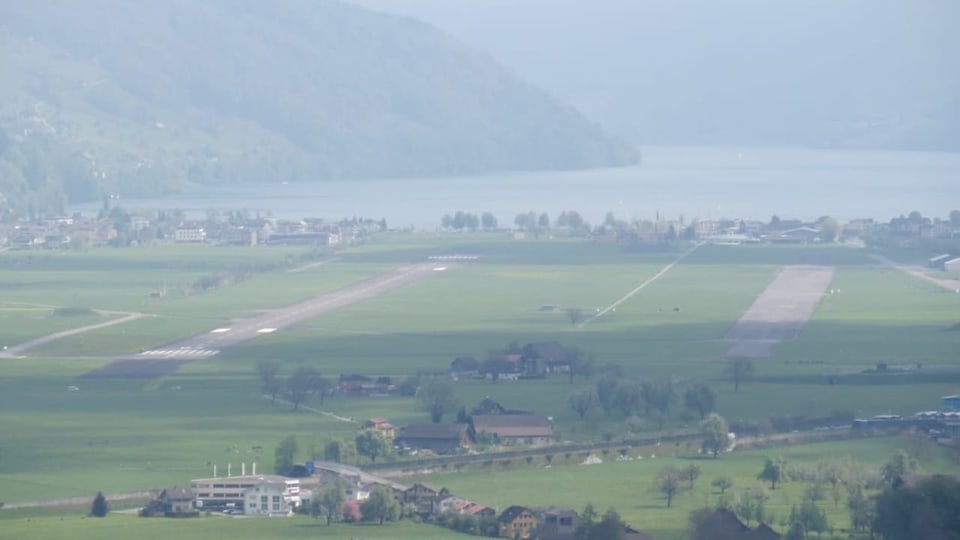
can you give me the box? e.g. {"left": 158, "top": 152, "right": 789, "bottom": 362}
{"left": 132, "top": 262, "right": 444, "bottom": 360}
{"left": 726, "top": 265, "right": 835, "bottom": 358}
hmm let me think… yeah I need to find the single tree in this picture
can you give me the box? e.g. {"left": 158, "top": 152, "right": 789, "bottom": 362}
{"left": 737, "top": 488, "right": 769, "bottom": 526}
{"left": 613, "top": 380, "right": 642, "bottom": 416}
{"left": 342, "top": 500, "right": 363, "bottom": 522}
{"left": 415, "top": 378, "right": 460, "bottom": 423}
{"left": 285, "top": 366, "right": 319, "bottom": 410}
{"left": 758, "top": 456, "right": 787, "bottom": 489}
{"left": 274, "top": 435, "right": 298, "bottom": 474}
{"left": 591, "top": 508, "right": 626, "bottom": 540}
{"left": 360, "top": 485, "right": 400, "bottom": 525}
{"left": 793, "top": 498, "right": 828, "bottom": 537}
{"left": 538, "top": 212, "right": 551, "bottom": 229}
{"left": 354, "top": 429, "right": 389, "bottom": 463}
{"left": 481, "top": 211, "right": 498, "bottom": 231}
{"left": 682, "top": 464, "right": 702, "bottom": 489}
{"left": 880, "top": 449, "right": 919, "bottom": 483}
{"left": 257, "top": 360, "right": 282, "bottom": 404}
{"left": 712, "top": 475, "right": 734, "bottom": 495}
{"left": 567, "top": 349, "right": 594, "bottom": 384}
{"left": 653, "top": 466, "right": 687, "bottom": 507}
{"left": 725, "top": 357, "right": 754, "bottom": 392}
{"left": 323, "top": 440, "right": 342, "bottom": 463}
{"left": 568, "top": 388, "right": 600, "bottom": 420}
{"left": 595, "top": 374, "right": 620, "bottom": 415}
{"left": 311, "top": 374, "right": 334, "bottom": 405}
{"left": 567, "top": 307, "right": 584, "bottom": 326}
{"left": 846, "top": 483, "right": 873, "bottom": 533}
{"left": 784, "top": 521, "right": 806, "bottom": 540}
{"left": 650, "top": 379, "right": 675, "bottom": 415}
{"left": 90, "top": 491, "right": 108, "bottom": 517}
{"left": 700, "top": 413, "right": 731, "bottom": 458}
{"left": 318, "top": 482, "right": 346, "bottom": 525}
{"left": 819, "top": 216, "right": 841, "bottom": 243}
{"left": 574, "top": 503, "right": 598, "bottom": 540}
{"left": 873, "top": 474, "right": 960, "bottom": 540}
{"left": 684, "top": 383, "right": 716, "bottom": 419}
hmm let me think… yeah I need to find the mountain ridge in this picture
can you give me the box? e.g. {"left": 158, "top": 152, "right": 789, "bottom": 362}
{"left": 0, "top": 0, "right": 638, "bottom": 217}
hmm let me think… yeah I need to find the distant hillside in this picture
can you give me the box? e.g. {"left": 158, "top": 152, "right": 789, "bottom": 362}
{"left": 352, "top": 0, "right": 960, "bottom": 152}
{"left": 0, "top": 0, "right": 638, "bottom": 217}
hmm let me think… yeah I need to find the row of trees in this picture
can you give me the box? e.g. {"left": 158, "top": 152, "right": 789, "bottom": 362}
{"left": 438, "top": 210, "right": 591, "bottom": 234}
{"left": 307, "top": 484, "right": 399, "bottom": 525}
{"left": 568, "top": 376, "right": 720, "bottom": 427}
{"left": 440, "top": 211, "right": 498, "bottom": 231}
{"left": 257, "top": 360, "right": 334, "bottom": 410}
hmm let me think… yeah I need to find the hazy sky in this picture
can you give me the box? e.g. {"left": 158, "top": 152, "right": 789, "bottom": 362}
{"left": 347, "top": 0, "right": 960, "bottom": 148}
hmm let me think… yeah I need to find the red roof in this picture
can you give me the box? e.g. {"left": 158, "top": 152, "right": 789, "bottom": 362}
{"left": 472, "top": 414, "right": 554, "bottom": 438}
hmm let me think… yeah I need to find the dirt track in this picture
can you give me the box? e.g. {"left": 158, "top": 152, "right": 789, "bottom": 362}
{"left": 726, "top": 266, "right": 834, "bottom": 358}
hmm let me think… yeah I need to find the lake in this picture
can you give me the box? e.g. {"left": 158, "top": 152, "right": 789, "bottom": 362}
{"left": 71, "top": 146, "right": 960, "bottom": 229}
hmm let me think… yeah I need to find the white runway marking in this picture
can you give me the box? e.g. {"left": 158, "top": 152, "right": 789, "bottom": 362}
{"left": 210, "top": 328, "right": 231, "bottom": 333}
{"left": 579, "top": 243, "right": 703, "bottom": 328}
{"left": 257, "top": 328, "right": 277, "bottom": 333}
{"left": 139, "top": 348, "right": 220, "bottom": 358}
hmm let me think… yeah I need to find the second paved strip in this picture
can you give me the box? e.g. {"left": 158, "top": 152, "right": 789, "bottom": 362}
{"left": 726, "top": 265, "right": 835, "bottom": 359}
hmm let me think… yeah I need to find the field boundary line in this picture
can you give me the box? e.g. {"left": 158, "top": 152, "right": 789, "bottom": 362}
{"left": 578, "top": 242, "right": 702, "bottom": 328}
{"left": 262, "top": 394, "right": 357, "bottom": 423}
{"left": 0, "top": 311, "right": 149, "bottom": 358}
{"left": 287, "top": 256, "right": 341, "bottom": 274}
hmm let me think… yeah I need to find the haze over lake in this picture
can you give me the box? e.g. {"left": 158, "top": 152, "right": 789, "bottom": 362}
{"left": 72, "top": 147, "right": 960, "bottom": 229}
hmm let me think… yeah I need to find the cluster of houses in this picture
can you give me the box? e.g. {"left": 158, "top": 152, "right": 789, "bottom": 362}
{"left": 450, "top": 341, "right": 575, "bottom": 382}
{"left": 393, "top": 398, "right": 557, "bottom": 454}
{"left": 0, "top": 213, "right": 385, "bottom": 249}
{"left": 853, "top": 395, "right": 960, "bottom": 446}
{"left": 142, "top": 464, "right": 655, "bottom": 540}
{"left": 141, "top": 470, "right": 302, "bottom": 518}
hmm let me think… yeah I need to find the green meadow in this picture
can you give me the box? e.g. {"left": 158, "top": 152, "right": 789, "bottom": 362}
{"left": 0, "top": 513, "right": 464, "bottom": 540}
{"left": 0, "top": 436, "right": 954, "bottom": 540}
{"left": 409, "top": 436, "right": 959, "bottom": 540}
{"left": 0, "top": 234, "right": 957, "bottom": 539}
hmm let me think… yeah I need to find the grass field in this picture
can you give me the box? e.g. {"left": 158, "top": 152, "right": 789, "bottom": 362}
{"left": 407, "top": 436, "right": 959, "bottom": 540}
{"left": 1, "top": 234, "right": 958, "bottom": 540}
{"left": 0, "top": 513, "right": 465, "bottom": 540}
{"left": 0, "top": 436, "right": 954, "bottom": 540}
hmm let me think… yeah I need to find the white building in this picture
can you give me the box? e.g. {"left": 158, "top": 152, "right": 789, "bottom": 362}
{"left": 174, "top": 228, "right": 206, "bottom": 243}
{"left": 243, "top": 481, "right": 299, "bottom": 516}
{"left": 190, "top": 474, "right": 299, "bottom": 512}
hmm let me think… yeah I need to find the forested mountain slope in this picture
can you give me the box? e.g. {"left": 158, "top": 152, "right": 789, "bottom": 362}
{"left": 0, "top": 0, "right": 637, "bottom": 216}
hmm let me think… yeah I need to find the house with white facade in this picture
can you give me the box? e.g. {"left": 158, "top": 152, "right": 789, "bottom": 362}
{"left": 190, "top": 473, "right": 299, "bottom": 512}
{"left": 243, "top": 480, "right": 299, "bottom": 516}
